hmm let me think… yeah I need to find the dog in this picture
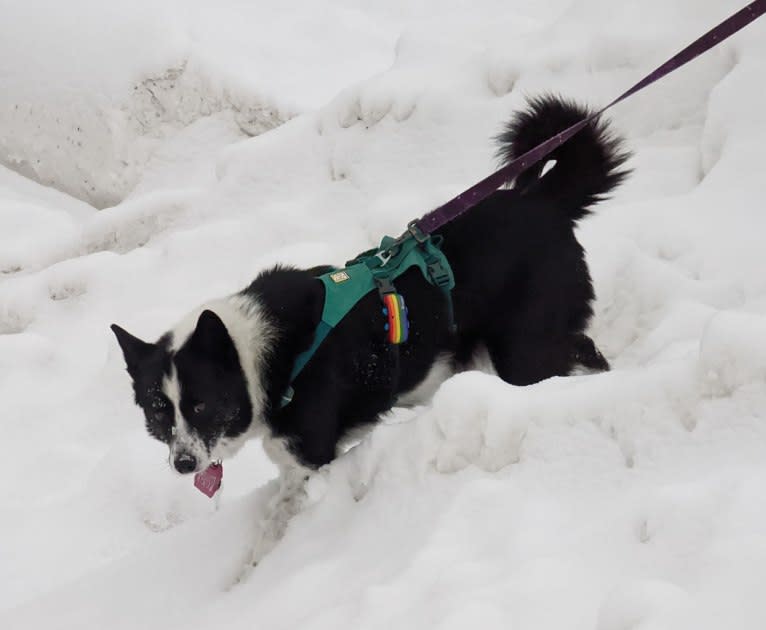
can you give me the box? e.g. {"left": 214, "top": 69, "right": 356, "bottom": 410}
{"left": 112, "top": 94, "right": 629, "bottom": 562}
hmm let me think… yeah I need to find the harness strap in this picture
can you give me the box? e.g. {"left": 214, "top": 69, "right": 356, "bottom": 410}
{"left": 365, "top": 234, "right": 456, "bottom": 330}
{"left": 281, "top": 234, "right": 455, "bottom": 407}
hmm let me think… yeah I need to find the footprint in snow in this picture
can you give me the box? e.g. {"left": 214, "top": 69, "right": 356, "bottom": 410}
{"left": 323, "top": 76, "right": 418, "bottom": 131}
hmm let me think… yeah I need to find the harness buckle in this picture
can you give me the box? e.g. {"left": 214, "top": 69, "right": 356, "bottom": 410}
{"left": 375, "top": 249, "right": 394, "bottom": 267}
{"left": 427, "top": 260, "right": 452, "bottom": 288}
{"left": 407, "top": 220, "right": 428, "bottom": 243}
{"left": 374, "top": 276, "right": 396, "bottom": 296}
{"left": 280, "top": 385, "right": 295, "bottom": 408}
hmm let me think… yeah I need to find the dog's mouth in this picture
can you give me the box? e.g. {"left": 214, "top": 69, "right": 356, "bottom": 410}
{"left": 193, "top": 461, "right": 223, "bottom": 498}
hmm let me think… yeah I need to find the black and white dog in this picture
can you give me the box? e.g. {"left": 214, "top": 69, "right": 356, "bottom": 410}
{"left": 112, "top": 95, "right": 628, "bottom": 561}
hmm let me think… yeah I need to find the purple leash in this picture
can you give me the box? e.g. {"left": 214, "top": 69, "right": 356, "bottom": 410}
{"left": 411, "top": 0, "right": 766, "bottom": 236}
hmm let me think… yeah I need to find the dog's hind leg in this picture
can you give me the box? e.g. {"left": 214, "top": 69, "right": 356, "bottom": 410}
{"left": 569, "top": 333, "right": 609, "bottom": 374}
{"left": 487, "top": 328, "right": 609, "bottom": 386}
{"left": 487, "top": 329, "right": 573, "bottom": 386}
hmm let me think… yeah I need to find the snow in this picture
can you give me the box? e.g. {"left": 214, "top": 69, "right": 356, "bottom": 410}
{"left": 2, "top": 0, "right": 766, "bottom": 628}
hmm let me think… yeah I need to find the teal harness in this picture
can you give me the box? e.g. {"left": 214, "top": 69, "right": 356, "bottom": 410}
{"left": 281, "top": 231, "right": 455, "bottom": 407}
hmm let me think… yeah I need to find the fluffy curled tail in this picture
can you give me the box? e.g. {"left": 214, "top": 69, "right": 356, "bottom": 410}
{"left": 496, "top": 95, "right": 630, "bottom": 220}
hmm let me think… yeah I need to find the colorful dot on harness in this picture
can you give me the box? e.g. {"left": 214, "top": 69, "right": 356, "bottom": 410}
{"left": 382, "top": 293, "right": 409, "bottom": 344}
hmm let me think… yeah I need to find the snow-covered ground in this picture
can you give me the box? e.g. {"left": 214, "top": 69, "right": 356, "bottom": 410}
{"left": 2, "top": 1, "right": 766, "bottom": 628}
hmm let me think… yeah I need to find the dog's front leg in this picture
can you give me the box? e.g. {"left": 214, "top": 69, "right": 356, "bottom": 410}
{"left": 248, "top": 437, "right": 312, "bottom": 568}
{"left": 240, "top": 381, "right": 340, "bottom": 580}
{"left": 249, "top": 466, "right": 309, "bottom": 565}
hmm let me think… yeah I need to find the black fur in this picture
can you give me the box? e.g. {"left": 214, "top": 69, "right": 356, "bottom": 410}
{"left": 111, "top": 325, "right": 175, "bottom": 443}
{"left": 496, "top": 95, "right": 631, "bottom": 218}
{"left": 113, "top": 95, "right": 629, "bottom": 474}
{"left": 248, "top": 95, "right": 629, "bottom": 468}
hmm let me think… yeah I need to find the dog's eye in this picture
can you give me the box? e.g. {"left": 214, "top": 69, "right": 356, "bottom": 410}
{"left": 193, "top": 402, "right": 206, "bottom": 415}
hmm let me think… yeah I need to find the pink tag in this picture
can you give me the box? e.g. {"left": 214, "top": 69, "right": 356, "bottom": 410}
{"left": 194, "top": 463, "right": 223, "bottom": 498}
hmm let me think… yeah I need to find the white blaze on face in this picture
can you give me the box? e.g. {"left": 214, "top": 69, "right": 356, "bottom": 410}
{"left": 161, "top": 295, "right": 278, "bottom": 471}
{"left": 162, "top": 363, "right": 209, "bottom": 473}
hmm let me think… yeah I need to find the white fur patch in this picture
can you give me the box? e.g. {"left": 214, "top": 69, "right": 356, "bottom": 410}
{"left": 262, "top": 434, "right": 304, "bottom": 475}
{"left": 162, "top": 364, "right": 207, "bottom": 472}
{"left": 164, "top": 292, "right": 278, "bottom": 470}
{"left": 541, "top": 158, "right": 557, "bottom": 177}
{"left": 397, "top": 352, "right": 454, "bottom": 407}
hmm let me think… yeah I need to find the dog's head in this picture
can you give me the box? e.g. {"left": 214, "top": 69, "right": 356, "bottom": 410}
{"left": 111, "top": 309, "right": 255, "bottom": 474}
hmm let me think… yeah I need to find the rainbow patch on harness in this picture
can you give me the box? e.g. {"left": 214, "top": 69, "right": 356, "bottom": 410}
{"left": 382, "top": 293, "right": 409, "bottom": 344}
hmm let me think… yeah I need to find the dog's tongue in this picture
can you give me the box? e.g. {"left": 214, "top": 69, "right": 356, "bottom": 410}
{"left": 194, "top": 463, "right": 223, "bottom": 498}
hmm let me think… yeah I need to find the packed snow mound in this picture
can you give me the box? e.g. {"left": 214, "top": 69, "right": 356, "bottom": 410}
{"left": 0, "top": 0, "right": 408, "bottom": 206}
{"left": 0, "top": 61, "right": 286, "bottom": 208}
{"left": 2, "top": 0, "right": 766, "bottom": 628}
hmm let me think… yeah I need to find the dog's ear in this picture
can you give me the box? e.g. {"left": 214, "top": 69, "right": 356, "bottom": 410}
{"left": 187, "top": 310, "right": 238, "bottom": 364}
{"left": 111, "top": 324, "right": 156, "bottom": 378}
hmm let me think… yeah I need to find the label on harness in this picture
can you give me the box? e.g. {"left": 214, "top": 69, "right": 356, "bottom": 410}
{"left": 329, "top": 270, "right": 350, "bottom": 283}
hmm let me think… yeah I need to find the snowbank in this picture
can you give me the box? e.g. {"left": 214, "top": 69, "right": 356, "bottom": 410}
{"left": 2, "top": 0, "right": 766, "bottom": 628}
{"left": 0, "top": 0, "right": 406, "bottom": 206}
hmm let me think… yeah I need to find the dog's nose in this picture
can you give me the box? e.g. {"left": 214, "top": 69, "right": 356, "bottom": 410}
{"left": 174, "top": 453, "right": 197, "bottom": 474}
